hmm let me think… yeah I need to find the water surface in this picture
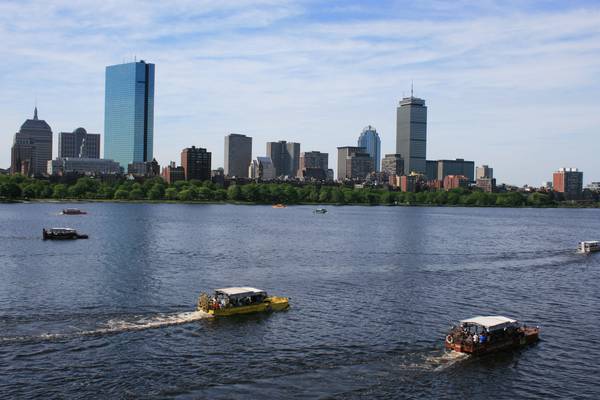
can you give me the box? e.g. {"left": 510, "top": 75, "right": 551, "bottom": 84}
{"left": 1, "top": 203, "right": 599, "bottom": 399}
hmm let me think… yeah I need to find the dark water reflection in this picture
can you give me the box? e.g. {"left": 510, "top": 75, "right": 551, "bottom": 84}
{"left": 1, "top": 203, "right": 599, "bottom": 399}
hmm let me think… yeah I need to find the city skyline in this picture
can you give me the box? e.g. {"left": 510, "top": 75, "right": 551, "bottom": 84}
{"left": 1, "top": 1, "right": 599, "bottom": 185}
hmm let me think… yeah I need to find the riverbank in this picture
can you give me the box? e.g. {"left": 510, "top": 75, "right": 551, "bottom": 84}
{"left": 1, "top": 175, "right": 597, "bottom": 208}
{"left": 5, "top": 197, "right": 600, "bottom": 209}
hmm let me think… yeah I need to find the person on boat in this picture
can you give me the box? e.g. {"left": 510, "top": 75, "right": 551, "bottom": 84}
{"left": 473, "top": 333, "right": 479, "bottom": 344}
{"left": 479, "top": 333, "right": 486, "bottom": 344}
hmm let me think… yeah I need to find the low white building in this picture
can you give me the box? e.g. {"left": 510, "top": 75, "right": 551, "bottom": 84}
{"left": 48, "top": 157, "right": 123, "bottom": 176}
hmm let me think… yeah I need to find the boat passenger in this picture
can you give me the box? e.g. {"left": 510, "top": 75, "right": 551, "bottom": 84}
{"left": 479, "top": 333, "right": 486, "bottom": 344}
{"left": 473, "top": 334, "right": 479, "bottom": 344}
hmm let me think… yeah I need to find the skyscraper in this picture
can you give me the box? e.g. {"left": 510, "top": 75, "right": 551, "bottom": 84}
{"left": 381, "top": 154, "right": 404, "bottom": 177}
{"left": 266, "top": 140, "right": 300, "bottom": 178}
{"left": 11, "top": 107, "right": 52, "bottom": 176}
{"left": 337, "top": 146, "right": 374, "bottom": 181}
{"left": 224, "top": 133, "right": 252, "bottom": 177}
{"left": 58, "top": 128, "right": 100, "bottom": 159}
{"left": 357, "top": 125, "right": 381, "bottom": 172}
{"left": 396, "top": 92, "right": 427, "bottom": 174}
{"left": 104, "top": 60, "right": 155, "bottom": 168}
{"left": 553, "top": 168, "right": 583, "bottom": 199}
{"left": 181, "top": 146, "right": 211, "bottom": 181}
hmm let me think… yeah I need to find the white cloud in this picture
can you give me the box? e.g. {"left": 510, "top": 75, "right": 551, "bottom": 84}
{"left": 0, "top": 1, "right": 599, "bottom": 184}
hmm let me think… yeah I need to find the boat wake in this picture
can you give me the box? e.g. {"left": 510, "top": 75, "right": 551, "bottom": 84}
{"left": 424, "top": 350, "right": 470, "bottom": 371}
{"left": 0, "top": 310, "right": 211, "bottom": 345}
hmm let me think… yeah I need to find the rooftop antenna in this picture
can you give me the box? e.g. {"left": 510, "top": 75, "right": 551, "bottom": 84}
{"left": 411, "top": 80, "right": 414, "bottom": 97}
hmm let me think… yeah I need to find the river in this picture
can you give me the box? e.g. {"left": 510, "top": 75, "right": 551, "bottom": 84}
{"left": 1, "top": 203, "right": 599, "bottom": 399}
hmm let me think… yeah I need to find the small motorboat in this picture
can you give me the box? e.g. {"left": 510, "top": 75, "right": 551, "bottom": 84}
{"left": 61, "top": 208, "right": 87, "bottom": 215}
{"left": 272, "top": 204, "right": 287, "bottom": 209}
{"left": 314, "top": 208, "right": 327, "bottom": 214}
{"left": 43, "top": 228, "right": 89, "bottom": 240}
{"left": 445, "top": 315, "right": 539, "bottom": 355}
{"left": 197, "top": 287, "right": 289, "bottom": 317}
{"left": 578, "top": 241, "right": 600, "bottom": 254}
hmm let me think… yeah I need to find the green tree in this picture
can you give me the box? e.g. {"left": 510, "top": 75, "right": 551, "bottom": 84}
{"left": 52, "top": 184, "right": 68, "bottom": 199}
{"left": 177, "top": 189, "right": 194, "bottom": 201}
{"left": 21, "top": 184, "right": 36, "bottom": 198}
{"left": 114, "top": 189, "right": 129, "bottom": 200}
{"left": 0, "top": 182, "right": 22, "bottom": 198}
{"left": 197, "top": 187, "right": 213, "bottom": 201}
{"left": 165, "top": 187, "right": 178, "bottom": 200}
{"left": 213, "top": 189, "right": 228, "bottom": 201}
{"left": 129, "top": 189, "right": 144, "bottom": 200}
{"left": 227, "top": 185, "right": 242, "bottom": 201}
{"left": 331, "top": 188, "right": 345, "bottom": 204}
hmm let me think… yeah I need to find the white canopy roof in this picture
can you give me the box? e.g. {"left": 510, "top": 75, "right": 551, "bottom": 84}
{"left": 460, "top": 316, "right": 517, "bottom": 331}
{"left": 215, "top": 287, "right": 265, "bottom": 297}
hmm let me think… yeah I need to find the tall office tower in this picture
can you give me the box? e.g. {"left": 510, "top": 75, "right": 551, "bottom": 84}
{"left": 10, "top": 107, "right": 52, "bottom": 176}
{"left": 298, "top": 151, "right": 328, "bottom": 180}
{"left": 337, "top": 146, "right": 374, "bottom": 181}
{"left": 224, "top": 133, "right": 252, "bottom": 177}
{"left": 266, "top": 140, "right": 300, "bottom": 178}
{"left": 553, "top": 168, "right": 583, "bottom": 199}
{"left": 381, "top": 154, "right": 404, "bottom": 177}
{"left": 396, "top": 92, "right": 427, "bottom": 174}
{"left": 476, "top": 165, "right": 494, "bottom": 179}
{"left": 436, "top": 158, "right": 475, "bottom": 181}
{"left": 181, "top": 146, "right": 212, "bottom": 181}
{"left": 357, "top": 125, "right": 381, "bottom": 172}
{"left": 58, "top": 128, "right": 100, "bottom": 158}
{"left": 104, "top": 60, "right": 155, "bottom": 168}
{"left": 249, "top": 156, "right": 276, "bottom": 180}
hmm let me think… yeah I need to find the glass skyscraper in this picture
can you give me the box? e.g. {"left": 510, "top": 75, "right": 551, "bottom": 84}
{"left": 357, "top": 125, "right": 381, "bottom": 172}
{"left": 104, "top": 60, "right": 155, "bottom": 168}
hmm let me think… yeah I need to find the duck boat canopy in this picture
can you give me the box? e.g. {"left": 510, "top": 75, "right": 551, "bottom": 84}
{"left": 215, "top": 287, "right": 266, "bottom": 299}
{"left": 579, "top": 241, "right": 600, "bottom": 253}
{"left": 460, "top": 316, "right": 518, "bottom": 332}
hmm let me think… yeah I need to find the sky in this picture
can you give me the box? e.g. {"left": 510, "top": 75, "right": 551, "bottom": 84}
{"left": 1, "top": 0, "right": 599, "bottom": 185}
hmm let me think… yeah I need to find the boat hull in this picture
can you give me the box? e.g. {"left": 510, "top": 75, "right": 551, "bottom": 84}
{"left": 202, "top": 296, "right": 289, "bottom": 317}
{"left": 445, "top": 327, "right": 539, "bottom": 355}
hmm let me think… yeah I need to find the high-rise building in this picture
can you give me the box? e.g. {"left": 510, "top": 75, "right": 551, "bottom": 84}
{"left": 396, "top": 93, "right": 427, "bottom": 174}
{"left": 426, "top": 160, "right": 438, "bottom": 181}
{"left": 128, "top": 159, "right": 160, "bottom": 177}
{"left": 357, "top": 125, "right": 381, "bottom": 172}
{"left": 381, "top": 154, "right": 404, "bottom": 177}
{"left": 47, "top": 158, "right": 122, "bottom": 176}
{"left": 161, "top": 161, "right": 185, "bottom": 184}
{"left": 181, "top": 146, "right": 211, "bottom": 181}
{"left": 476, "top": 165, "right": 494, "bottom": 180}
{"left": 444, "top": 175, "right": 469, "bottom": 191}
{"left": 11, "top": 107, "right": 52, "bottom": 176}
{"left": 435, "top": 159, "right": 475, "bottom": 182}
{"left": 58, "top": 128, "right": 100, "bottom": 159}
{"left": 266, "top": 140, "right": 300, "bottom": 178}
{"left": 249, "top": 157, "right": 276, "bottom": 180}
{"left": 104, "top": 60, "right": 155, "bottom": 168}
{"left": 337, "top": 146, "right": 374, "bottom": 181}
{"left": 224, "top": 133, "right": 252, "bottom": 178}
{"left": 553, "top": 168, "right": 583, "bottom": 199}
{"left": 298, "top": 151, "right": 328, "bottom": 180}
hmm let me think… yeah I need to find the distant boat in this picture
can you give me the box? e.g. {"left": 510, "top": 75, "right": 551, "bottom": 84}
{"left": 578, "top": 241, "right": 600, "bottom": 254}
{"left": 43, "top": 228, "right": 88, "bottom": 240}
{"left": 61, "top": 208, "right": 87, "bottom": 215}
{"left": 272, "top": 204, "right": 287, "bottom": 208}
{"left": 314, "top": 208, "right": 327, "bottom": 214}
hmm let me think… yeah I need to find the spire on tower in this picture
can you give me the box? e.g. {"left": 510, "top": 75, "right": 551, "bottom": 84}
{"left": 411, "top": 81, "right": 414, "bottom": 98}
{"left": 34, "top": 106, "right": 38, "bottom": 120}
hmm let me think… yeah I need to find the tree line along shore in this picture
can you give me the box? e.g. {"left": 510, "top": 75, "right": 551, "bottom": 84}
{"left": 0, "top": 175, "right": 598, "bottom": 207}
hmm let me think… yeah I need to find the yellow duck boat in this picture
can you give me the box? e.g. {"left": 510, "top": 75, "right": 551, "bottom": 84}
{"left": 197, "top": 287, "right": 289, "bottom": 317}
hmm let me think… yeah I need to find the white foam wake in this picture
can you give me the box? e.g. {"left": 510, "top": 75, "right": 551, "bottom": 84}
{"left": 425, "top": 350, "right": 470, "bottom": 371}
{"left": 0, "top": 311, "right": 212, "bottom": 344}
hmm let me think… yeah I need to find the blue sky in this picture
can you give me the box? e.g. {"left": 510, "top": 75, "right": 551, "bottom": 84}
{"left": 1, "top": 0, "right": 599, "bottom": 185}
